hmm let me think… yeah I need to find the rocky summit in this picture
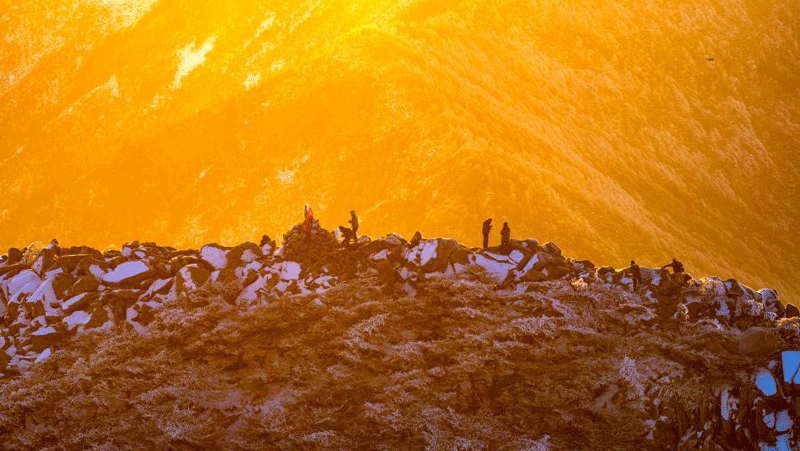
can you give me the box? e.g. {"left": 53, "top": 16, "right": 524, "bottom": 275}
{"left": 0, "top": 225, "right": 799, "bottom": 450}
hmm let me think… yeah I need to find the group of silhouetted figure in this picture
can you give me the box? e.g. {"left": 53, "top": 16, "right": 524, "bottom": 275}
{"left": 630, "top": 258, "right": 685, "bottom": 292}
{"left": 294, "top": 206, "right": 689, "bottom": 293}
{"left": 481, "top": 218, "right": 511, "bottom": 249}
{"left": 338, "top": 211, "right": 359, "bottom": 247}
{"left": 481, "top": 218, "right": 686, "bottom": 292}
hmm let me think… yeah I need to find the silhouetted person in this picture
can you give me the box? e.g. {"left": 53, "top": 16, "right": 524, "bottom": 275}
{"left": 662, "top": 258, "right": 685, "bottom": 285}
{"left": 630, "top": 260, "right": 642, "bottom": 292}
{"left": 349, "top": 210, "right": 359, "bottom": 241}
{"left": 410, "top": 231, "right": 423, "bottom": 247}
{"left": 482, "top": 218, "right": 492, "bottom": 249}
{"left": 303, "top": 205, "right": 314, "bottom": 237}
{"left": 500, "top": 222, "right": 510, "bottom": 248}
{"left": 339, "top": 225, "right": 354, "bottom": 248}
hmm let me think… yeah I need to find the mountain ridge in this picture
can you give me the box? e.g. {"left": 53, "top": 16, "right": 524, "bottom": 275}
{"left": 1, "top": 221, "right": 799, "bottom": 449}
{"left": 2, "top": 0, "right": 798, "bottom": 302}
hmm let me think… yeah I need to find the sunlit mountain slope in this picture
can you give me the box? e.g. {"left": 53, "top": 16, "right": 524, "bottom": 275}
{"left": 1, "top": 0, "right": 798, "bottom": 300}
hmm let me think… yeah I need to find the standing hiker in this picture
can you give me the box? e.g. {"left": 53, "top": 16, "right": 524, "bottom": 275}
{"left": 661, "top": 258, "right": 685, "bottom": 285}
{"left": 500, "top": 222, "right": 511, "bottom": 248}
{"left": 482, "top": 218, "right": 492, "bottom": 249}
{"left": 630, "top": 260, "right": 643, "bottom": 291}
{"left": 338, "top": 225, "right": 354, "bottom": 248}
{"left": 349, "top": 210, "right": 359, "bottom": 242}
{"left": 303, "top": 205, "right": 314, "bottom": 237}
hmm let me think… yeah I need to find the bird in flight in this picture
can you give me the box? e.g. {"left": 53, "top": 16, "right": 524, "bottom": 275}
{"left": 706, "top": 56, "right": 715, "bottom": 62}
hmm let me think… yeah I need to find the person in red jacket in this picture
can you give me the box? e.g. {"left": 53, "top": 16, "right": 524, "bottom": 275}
{"left": 303, "top": 204, "right": 314, "bottom": 237}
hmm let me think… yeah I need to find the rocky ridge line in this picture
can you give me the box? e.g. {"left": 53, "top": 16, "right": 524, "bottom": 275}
{"left": 1, "top": 219, "right": 799, "bottom": 450}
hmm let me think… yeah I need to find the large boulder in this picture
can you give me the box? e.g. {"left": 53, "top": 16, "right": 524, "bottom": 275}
{"left": 50, "top": 254, "right": 92, "bottom": 273}
{"left": 469, "top": 252, "right": 516, "bottom": 282}
{"left": 7, "top": 248, "right": 23, "bottom": 264}
{"left": 30, "top": 326, "right": 61, "bottom": 352}
{"left": 0, "top": 263, "right": 26, "bottom": 278}
{"left": 724, "top": 279, "right": 747, "bottom": 299}
{"left": 51, "top": 273, "right": 75, "bottom": 300}
{"left": 63, "top": 246, "right": 103, "bottom": 259}
{"left": 105, "top": 293, "right": 132, "bottom": 323}
{"left": 758, "top": 289, "right": 783, "bottom": 316}
{"left": 519, "top": 268, "right": 547, "bottom": 282}
{"left": 67, "top": 275, "right": 100, "bottom": 298}
{"left": 544, "top": 264, "right": 570, "bottom": 280}
{"left": 85, "top": 305, "right": 112, "bottom": 330}
{"left": 419, "top": 239, "right": 460, "bottom": 273}
{"left": 517, "top": 251, "right": 555, "bottom": 274}
{"left": 359, "top": 238, "right": 400, "bottom": 257}
{"left": 152, "top": 259, "right": 171, "bottom": 278}
{"left": 31, "top": 248, "right": 56, "bottom": 275}
{"left": 7, "top": 269, "right": 42, "bottom": 300}
{"left": 77, "top": 257, "right": 110, "bottom": 279}
{"left": 62, "top": 293, "right": 94, "bottom": 315}
{"left": 227, "top": 242, "right": 262, "bottom": 268}
{"left": 758, "top": 289, "right": 779, "bottom": 304}
{"left": 101, "top": 261, "right": 155, "bottom": 287}
{"left": 175, "top": 264, "right": 211, "bottom": 295}
{"left": 542, "top": 241, "right": 562, "bottom": 257}
{"left": 214, "top": 267, "right": 239, "bottom": 285}
{"left": 200, "top": 243, "right": 231, "bottom": 270}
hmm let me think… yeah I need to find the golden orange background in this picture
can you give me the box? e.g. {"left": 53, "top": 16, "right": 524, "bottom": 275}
{"left": 1, "top": 0, "right": 798, "bottom": 300}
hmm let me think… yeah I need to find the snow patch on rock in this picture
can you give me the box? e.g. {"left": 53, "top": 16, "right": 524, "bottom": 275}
{"left": 102, "top": 261, "right": 149, "bottom": 284}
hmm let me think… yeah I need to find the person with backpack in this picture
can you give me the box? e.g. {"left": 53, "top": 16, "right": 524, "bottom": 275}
{"left": 661, "top": 258, "right": 685, "bottom": 285}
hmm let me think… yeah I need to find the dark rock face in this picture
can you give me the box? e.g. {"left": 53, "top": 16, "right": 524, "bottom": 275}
{"left": 6, "top": 248, "right": 23, "bottom": 264}
{"left": 31, "top": 249, "right": 56, "bottom": 275}
{"left": 29, "top": 326, "right": 61, "bottom": 352}
{"left": 51, "top": 273, "right": 75, "bottom": 300}
{"left": 542, "top": 241, "right": 562, "bottom": 257}
{"left": 175, "top": 264, "right": 211, "bottom": 296}
{"left": 226, "top": 242, "right": 262, "bottom": 268}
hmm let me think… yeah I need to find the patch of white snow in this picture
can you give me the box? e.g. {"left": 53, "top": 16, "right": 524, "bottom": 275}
{"left": 172, "top": 36, "right": 216, "bottom": 90}
{"left": 201, "top": 245, "right": 229, "bottom": 270}
{"left": 63, "top": 310, "right": 91, "bottom": 331}
{"left": 102, "top": 261, "right": 149, "bottom": 284}
{"left": 35, "top": 348, "right": 51, "bottom": 363}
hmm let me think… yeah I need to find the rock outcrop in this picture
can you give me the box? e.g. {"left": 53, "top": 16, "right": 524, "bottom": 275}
{"left": 0, "top": 224, "right": 797, "bottom": 450}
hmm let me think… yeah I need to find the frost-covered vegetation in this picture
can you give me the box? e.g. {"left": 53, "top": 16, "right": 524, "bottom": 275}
{"left": 0, "top": 275, "right": 690, "bottom": 450}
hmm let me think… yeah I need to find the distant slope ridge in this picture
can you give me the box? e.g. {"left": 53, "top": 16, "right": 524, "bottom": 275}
{"left": 1, "top": 0, "right": 798, "bottom": 303}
